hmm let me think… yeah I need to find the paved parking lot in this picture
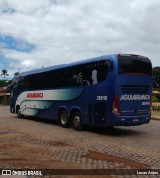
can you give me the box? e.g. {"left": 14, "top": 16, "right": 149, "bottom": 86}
{"left": 0, "top": 105, "right": 160, "bottom": 177}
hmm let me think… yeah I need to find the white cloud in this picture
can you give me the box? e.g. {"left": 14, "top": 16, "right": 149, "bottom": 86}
{"left": 0, "top": 0, "right": 160, "bottom": 76}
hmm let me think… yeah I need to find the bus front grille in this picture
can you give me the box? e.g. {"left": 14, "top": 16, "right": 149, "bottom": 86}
{"left": 121, "top": 85, "right": 149, "bottom": 93}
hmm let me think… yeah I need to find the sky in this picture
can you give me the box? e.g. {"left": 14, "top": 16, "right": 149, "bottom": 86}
{"left": 0, "top": 0, "right": 160, "bottom": 80}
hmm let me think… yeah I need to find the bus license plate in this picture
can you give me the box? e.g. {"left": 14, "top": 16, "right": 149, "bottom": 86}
{"left": 133, "top": 118, "right": 139, "bottom": 122}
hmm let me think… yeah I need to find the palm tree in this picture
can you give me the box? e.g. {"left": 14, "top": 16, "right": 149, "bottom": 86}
{"left": 1, "top": 69, "right": 9, "bottom": 81}
{"left": 13, "top": 72, "right": 19, "bottom": 76}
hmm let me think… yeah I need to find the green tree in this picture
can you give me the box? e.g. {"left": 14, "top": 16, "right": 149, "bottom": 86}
{"left": 1, "top": 69, "right": 9, "bottom": 80}
{"left": 0, "top": 80, "right": 11, "bottom": 87}
{"left": 153, "top": 67, "right": 160, "bottom": 88}
{"left": 0, "top": 80, "right": 6, "bottom": 87}
{"left": 152, "top": 95, "right": 159, "bottom": 102}
{"left": 13, "top": 72, "right": 19, "bottom": 76}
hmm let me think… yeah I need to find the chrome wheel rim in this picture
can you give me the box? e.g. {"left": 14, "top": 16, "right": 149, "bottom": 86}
{"left": 61, "top": 114, "right": 67, "bottom": 125}
{"left": 74, "top": 116, "right": 80, "bottom": 127}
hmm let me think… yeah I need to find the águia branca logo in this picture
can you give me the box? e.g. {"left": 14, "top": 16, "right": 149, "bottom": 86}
{"left": 120, "top": 95, "right": 150, "bottom": 101}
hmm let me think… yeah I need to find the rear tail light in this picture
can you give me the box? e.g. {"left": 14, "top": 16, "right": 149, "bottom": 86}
{"left": 149, "top": 97, "right": 152, "bottom": 113}
{"left": 112, "top": 96, "right": 121, "bottom": 115}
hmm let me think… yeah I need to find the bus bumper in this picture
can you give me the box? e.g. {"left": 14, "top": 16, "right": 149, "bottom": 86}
{"left": 110, "top": 114, "right": 151, "bottom": 126}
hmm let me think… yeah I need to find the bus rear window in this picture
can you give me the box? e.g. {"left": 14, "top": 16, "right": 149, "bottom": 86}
{"left": 118, "top": 56, "right": 152, "bottom": 76}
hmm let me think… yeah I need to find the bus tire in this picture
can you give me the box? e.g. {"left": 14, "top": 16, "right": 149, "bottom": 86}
{"left": 72, "top": 111, "right": 83, "bottom": 131}
{"left": 59, "top": 109, "right": 70, "bottom": 128}
{"left": 17, "top": 108, "right": 23, "bottom": 118}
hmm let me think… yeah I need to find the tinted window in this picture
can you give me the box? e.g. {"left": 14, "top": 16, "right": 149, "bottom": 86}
{"left": 118, "top": 56, "right": 152, "bottom": 76}
{"left": 26, "top": 60, "right": 110, "bottom": 90}
{"left": 17, "top": 76, "right": 27, "bottom": 90}
{"left": 71, "top": 60, "right": 110, "bottom": 86}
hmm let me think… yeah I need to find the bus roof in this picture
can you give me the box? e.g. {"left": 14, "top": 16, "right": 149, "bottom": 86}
{"left": 17, "top": 55, "right": 114, "bottom": 77}
{"left": 17, "top": 54, "right": 149, "bottom": 77}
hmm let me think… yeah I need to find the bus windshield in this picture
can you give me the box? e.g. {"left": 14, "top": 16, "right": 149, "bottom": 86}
{"left": 118, "top": 55, "right": 152, "bottom": 76}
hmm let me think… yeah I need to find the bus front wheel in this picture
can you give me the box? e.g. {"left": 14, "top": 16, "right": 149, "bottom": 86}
{"left": 72, "top": 111, "right": 83, "bottom": 131}
{"left": 59, "top": 110, "right": 70, "bottom": 128}
{"left": 17, "top": 108, "right": 23, "bottom": 118}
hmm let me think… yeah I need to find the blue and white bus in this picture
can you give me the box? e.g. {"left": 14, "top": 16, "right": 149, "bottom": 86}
{"left": 10, "top": 54, "right": 152, "bottom": 130}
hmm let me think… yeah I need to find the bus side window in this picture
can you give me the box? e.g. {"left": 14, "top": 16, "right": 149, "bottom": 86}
{"left": 17, "top": 76, "right": 27, "bottom": 90}
{"left": 10, "top": 83, "right": 16, "bottom": 98}
{"left": 71, "top": 60, "right": 110, "bottom": 86}
{"left": 94, "top": 60, "right": 110, "bottom": 83}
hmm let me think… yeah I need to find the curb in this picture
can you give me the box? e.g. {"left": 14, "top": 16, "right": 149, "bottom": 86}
{"left": 151, "top": 117, "right": 160, "bottom": 121}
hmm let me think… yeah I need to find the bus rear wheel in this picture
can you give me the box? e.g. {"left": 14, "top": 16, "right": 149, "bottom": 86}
{"left": 72, "top": 111, "right": 83, "bottom": 131}
{"left": 59, "top": 110, "right": 70, "bottom": 128}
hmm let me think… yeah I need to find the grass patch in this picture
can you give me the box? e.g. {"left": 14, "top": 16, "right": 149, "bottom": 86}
{"left": 152, "top": 112, "right": 160, "bottom": 117}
